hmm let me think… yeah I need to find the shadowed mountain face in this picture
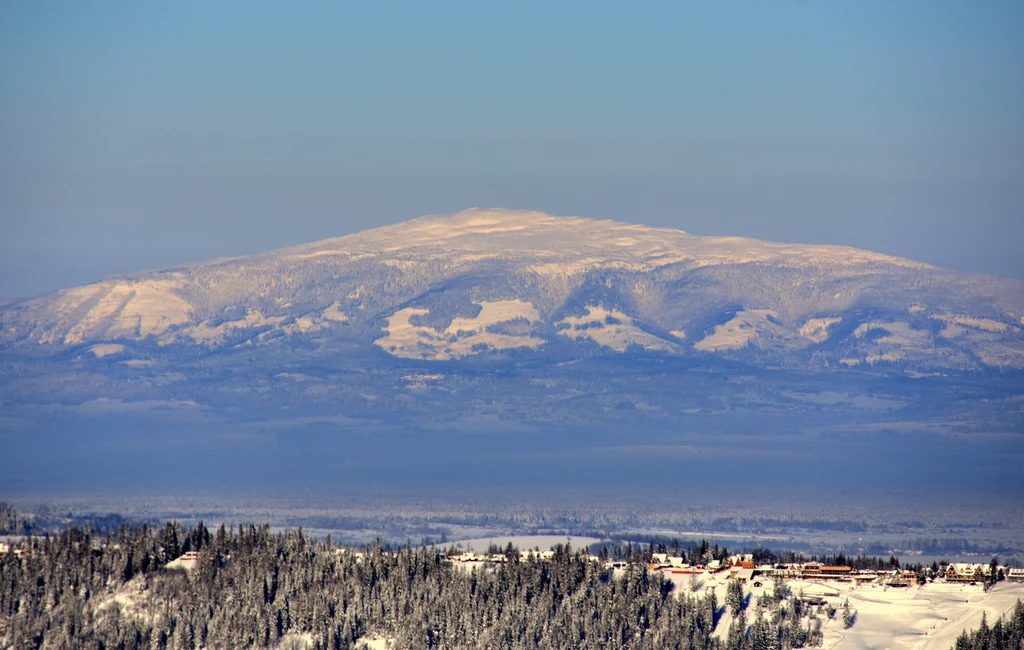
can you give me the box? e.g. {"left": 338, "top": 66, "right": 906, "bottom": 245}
{"left": 1, "top": 209, "right": 1022, "bottom": 495}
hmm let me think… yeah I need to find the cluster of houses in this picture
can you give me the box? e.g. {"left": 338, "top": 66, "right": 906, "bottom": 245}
{"left": 7, "top": 536, "right": 1023, "bottom": 587}
{"left": 443, "top": 549, "right": 1024, "bottom": 587}
{"left": 946, "top": 563, "right": 1024, "bottom": 584}
{"left": 450, "top": 550, "right": 560, "bottom": 563}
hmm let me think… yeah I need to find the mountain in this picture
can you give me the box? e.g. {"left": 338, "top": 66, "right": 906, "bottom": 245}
{"left": 3, "top": 208, "right": 1023, "bottom": 369}
{"left": 2, "top": 209, "right": 1023, "bottom": 494}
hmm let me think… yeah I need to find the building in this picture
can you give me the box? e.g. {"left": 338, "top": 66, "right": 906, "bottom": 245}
{"left": 1006, "top": 568, "right": 1024, "bottom": 583}
{"left": 802, "top": 564, "right": 852, "bottom": 580}
{"left": 729, "top": 554, "right": 754, "bottom": 567}
{"left": 946, "top": 563, "right": 986, "bottom": 583}
{"left": 519, "top": 550, "right": 555, "bottom": 561}
{"left": 886, "top": 570, "right": 919, "bottom": 587}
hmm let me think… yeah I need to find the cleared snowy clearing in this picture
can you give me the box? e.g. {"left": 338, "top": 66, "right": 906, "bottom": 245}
{"left": 556, "top": 305, "right": 679, "bottom": 352}
{"left": 673, "top": 576, "right": 1024, "bottom": 650}
{"left": 375, "top": 300, "right": 545, "bottom": 360}
{"left": 695, "top": 309, "right": 801, "bottom": 351}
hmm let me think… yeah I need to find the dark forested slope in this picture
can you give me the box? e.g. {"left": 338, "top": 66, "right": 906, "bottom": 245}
{"left": 1, "top": 522, "right": 828, "bottom": 650}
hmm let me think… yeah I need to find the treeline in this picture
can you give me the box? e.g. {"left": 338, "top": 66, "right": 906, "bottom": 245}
{"left": 954, "top": 601, "right": 1024, "bottom": 650}
{"left": 864, "top": 538, "right": 1022, "bottom": 557}
{"left": 0, "top": 500, "right": 150, "bottom": 536}
{"left": 0, "top": 502, "right": 22, "bottom": 535}
{"left": 600, "top": 535, "right": 922, "bottom": 574}
{"left": 598, "top": 538, "right": 735, "bottom": 564}
{"left": 2, "top": 521, "right": 840, "bottom": 650}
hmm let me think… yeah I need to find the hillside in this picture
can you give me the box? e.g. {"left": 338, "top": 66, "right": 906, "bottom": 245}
{"left": 3, "top": 208, "right": 1022, "bottom": 371}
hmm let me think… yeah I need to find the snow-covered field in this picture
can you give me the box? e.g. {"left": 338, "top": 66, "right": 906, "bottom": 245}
{"left": 660, "top": 574, "right": 1024, "bottom": 650}
{"left": 825, "top": 581, "right": 1024, "bottom": 650}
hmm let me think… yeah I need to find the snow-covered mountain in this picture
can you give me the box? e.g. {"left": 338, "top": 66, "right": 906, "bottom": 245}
{"left": 5, "top": 208, "right": 1024, "bottom": 496}
{"left": 4, "top": 208, "right": 1023, "bottom": 371}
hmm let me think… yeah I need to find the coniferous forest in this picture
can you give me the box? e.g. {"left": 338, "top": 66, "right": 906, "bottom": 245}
{"left": 955, "top": 601, "right": 1024, "bottom": 650}
{"left": 0, "top": 522, "right": 818, "bottom": 650}
{"left": 0, "top": 521, "right": 1020, "bottom": 650}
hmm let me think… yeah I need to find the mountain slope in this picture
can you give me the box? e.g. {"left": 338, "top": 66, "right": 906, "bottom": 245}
{"left": 3, "top": 208, "right": 1022, "bottom": 371}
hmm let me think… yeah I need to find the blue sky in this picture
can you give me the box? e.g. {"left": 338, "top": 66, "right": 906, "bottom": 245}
{"left": 2, "top": 1, "right": 1022, "bottom": 300}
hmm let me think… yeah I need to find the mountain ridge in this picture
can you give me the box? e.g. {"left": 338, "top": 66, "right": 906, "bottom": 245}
{"left": 2, "top": 208, "right": 1022, "bottom": 372}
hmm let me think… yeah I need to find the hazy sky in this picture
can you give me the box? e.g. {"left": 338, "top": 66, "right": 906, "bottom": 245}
{"left": 2, "top": 1, "right": 1023, "bottom": 301}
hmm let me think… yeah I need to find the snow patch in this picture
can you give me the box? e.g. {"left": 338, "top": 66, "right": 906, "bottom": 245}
{"left": 931, "top": 313, "right": 1012, "bottom": 338}
{"left": 445, "top": 299, "right": 541, "bottom": 335}
{"left": 695, "top": 309, "right": 798, "bottom": 351}
{"left": 354, "top": 636, "right": 394, "bottom": 650}
{"left": 186, "top": 309, "right": 287, "bottom": 344}
{"left": 280, "top": 315, "right": 327, "bottom": 335}
{"left": 866, "top": 351, "right": 903, "bottom": 364}
{"left": 556, "top": 305, "right": 678, "bottom": 352}
{"left": 90, "top": 343, "right": 125, "bottom": 358}
{"left": 119, "top": 359, "right": 156, "bottom": 368}
{"left": 854, "top": 321, "right": 931, "bottom": 347}
{"left": 57, "top": 280, "right": 192, "bottom": 345}
{"left": 799, "top": 317, "right": 842, "bottom": 343}
{"left": 375, "top": 300, "right": 545, "bottom": 360}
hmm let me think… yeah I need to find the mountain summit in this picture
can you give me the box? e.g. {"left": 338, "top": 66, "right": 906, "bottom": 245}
{"left": 3, "top": 208, "right": 1022, "bottom": 371}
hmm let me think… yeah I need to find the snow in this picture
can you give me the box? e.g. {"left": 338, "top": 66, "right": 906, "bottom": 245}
{"left": 354, "top": 636, "right": 393, "bottom": 650}
{"left": 854, "top": 321, "right": 930, "bottom": 347}
{"left": 932, "top": 313, "right": 1014, "bottom": 338}
{"left": 55, "top": 279, "right": 192, "bottom": 345}
{"left": 695, "top": 310, "right": 799, "bottom": 351}
{"left": 89, "top": 343, "right": 125, "bottom": 357}
{"left": 288, "top": 208, "right": 933, "bottom": 276}
{"left": 827, "top": 581, "right": 1024, "bottom": 650}
{"left": 321, "top": 301, "right": 349, "bottom": 322}
{"left": 184, "top": 309, "right": 287, "bottom": 344}
{"left": 445, "top": 299, "right": 540, "bottom": 335}
{"left": 375, "top": 301, "right": 545, "bottom": 360}
{"left": 849, "top": 321, "right": 934, "bottom": 364}
{"left": 555, "top": 305, "right": 679, "bottom": 352}
{"left": 280, "top": 315, "right": 327, "bottom": 335}
{"left": 974, "top": 342, "right": 1024, "bottom": 368}
{"left": 10, "top": 208, "right": 1021, "bottom": 372}
{"left": 800, "top": 317, "right": 842, "bottom": 343}
{"left": 119, "top": 359, "right": 156, "bottom": 368}
{"left": 650, "top": 574, "right": 1024, "bottom": 650}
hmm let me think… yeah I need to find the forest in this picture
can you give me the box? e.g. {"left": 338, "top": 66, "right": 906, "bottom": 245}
{"left": 0, "top": 520, "right": 850, "bottom": 650}
{"left": 955, "top": 601, "right": 1024, "bottom": 650}
{"left": 0, "top": 518, "right": 1019, "bottom": 650}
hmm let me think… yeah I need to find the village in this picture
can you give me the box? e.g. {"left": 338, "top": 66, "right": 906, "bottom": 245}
{"left": 439, "top": 548, "right": 1024, "bottom": 587}
{"left": 6, "top": 535, "right": 1024, "bottom": 650}
{"left": 6, "top": 537, "right": 1023, "bottom": 588}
